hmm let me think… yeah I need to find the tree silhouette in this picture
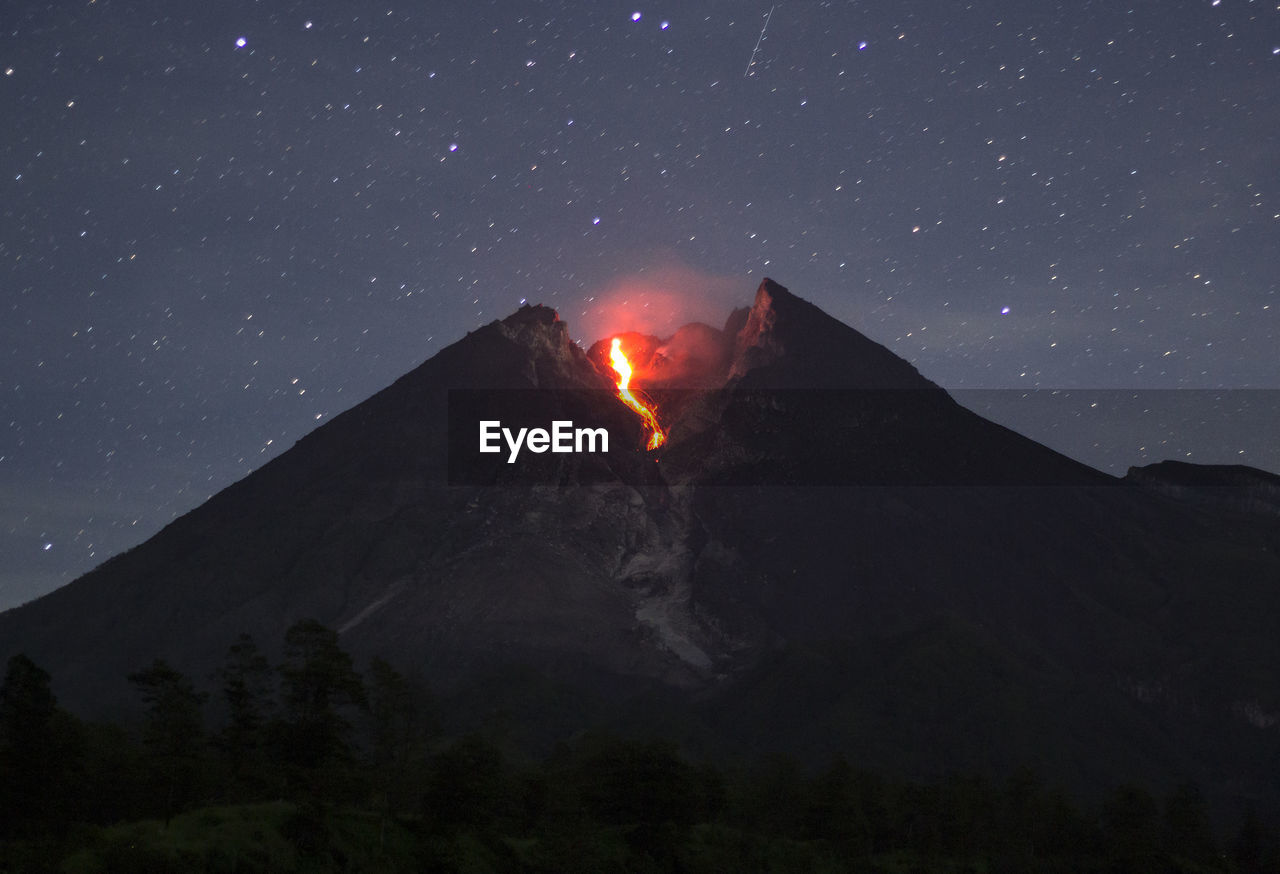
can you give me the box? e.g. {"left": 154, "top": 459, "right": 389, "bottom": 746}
{"left": 423, "top": 732, "right": 519, "bottom": 833}
{"left": 127, "top": 658, "right": 207, "bottom": 825}
{"left": 1232, "top": 804, "right": 1278, "bottom": 874}
{"left": 274, "top": 619, "right": 366, "bottom": 784}
{"left": 1100, "top": 782, "right": 1162, "bottom": 873}
{"left": 0, "top": 654, "right": 79, "bottom": 836}
{"left": 803, "top": 756, "right": 871, "bottom": 852}
{"left": 214, "top": 633, "right": 275, "bottom": 795}
{"left": 366, "top": 656, "right": 434, "bottom": 822}
{"left": 1163, "top": 781, "right": 1217, "bottom": 866}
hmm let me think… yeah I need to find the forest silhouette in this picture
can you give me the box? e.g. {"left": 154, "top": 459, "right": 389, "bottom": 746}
{"left": 1, "top": 621, "right": 1276, "bottom": 873}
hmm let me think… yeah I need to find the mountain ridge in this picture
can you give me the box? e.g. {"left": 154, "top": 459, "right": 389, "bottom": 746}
{"left": 3, "top": 277, "right": 1278, "bottom": 821}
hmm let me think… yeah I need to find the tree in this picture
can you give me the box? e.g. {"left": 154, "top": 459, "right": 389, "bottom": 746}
{"left": 274, "top": 619, "right": 366, "bottom": 778}
{"left": 1163, "top": 781, "right": 1216, "bottom": 866}
{"left": 366, "top": 657, "right": 435, "bottom": 820}
{"left": 938, "top": 773, "right": 997, "bottom": 860}
{"left": 1000, "top": 766, "right": 1044, "bottom": 860}
{"left": 423, "top": 733, "right": 518, "bottom": 833}
{"left": 804, "top": 757, "right": 871, "bottom": 852}
{"left": 1232, "top": 804, "right": 1278, "bottom": 874}
{"left": 214, "top": 633, "right": 275, "bottom": 794}
{"left": 576, "top": 738, "right": 701, "bottom": 828}
{"left": 737, "top": 752, "right": 808, "bottom": 838}
{"left": 128, "top": 658, "right": 207, "bottom": 824}
{"left": 0, "top": 654, "right": 77, "bottom": 834}
{"left": 1100, "top": 783, "right": 1162, "bottom": 873}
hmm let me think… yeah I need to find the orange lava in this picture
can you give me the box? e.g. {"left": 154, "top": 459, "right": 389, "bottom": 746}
{"left": 609, "top": 337, "right": 666, "bottom": 450}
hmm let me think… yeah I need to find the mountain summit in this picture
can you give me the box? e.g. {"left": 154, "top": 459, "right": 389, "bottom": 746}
{"left": 3, "top": 278, "right": 1278, "bottom": 817}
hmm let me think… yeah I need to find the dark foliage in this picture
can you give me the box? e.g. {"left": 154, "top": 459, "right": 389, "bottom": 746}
{"left": 1, "top": 627, "right": 1278, "bottom": 872}
{"left": 0, "top": 654, "right": 81, "bottom": 838}
{"left": 214, "top": 633, "right": 274, "bottom": 782}
{"left": 366, "top": 656, "right": 436, "bottom": 820}
{"left": 273, "top": 619, "right": 367, "bottom": 772}
{"left": 128, "top": 658, "right": 209, "bottom": 824}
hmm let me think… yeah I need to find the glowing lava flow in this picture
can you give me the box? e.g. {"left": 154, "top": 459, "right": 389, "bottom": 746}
{"left": 609, "top": 337, "right": 666, "bottom": 450}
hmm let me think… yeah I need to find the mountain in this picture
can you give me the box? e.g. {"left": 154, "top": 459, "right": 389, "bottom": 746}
{"left": 1126, "top": 460, "right": 1280, "bottom": 521}
{"left": 3, "top": 278, "right": 1278, "bottom": 820}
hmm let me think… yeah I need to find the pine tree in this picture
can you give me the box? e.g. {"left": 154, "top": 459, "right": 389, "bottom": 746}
{"left": 0, "top": 654, "right": 74, "bottom": 834}
{"left": 1163, "top": 781, "right": 1217, "bottom": 866}
{"left": 127, "top": 658, "right": 207, "bottom": 825}
{"left": 274, "top": 619, "right": 366, "bottom": 794}
{"left": 367, "top": 657, "right": 434, "bottom": 819}
{"left": 214, "top": 633, "right": 275, "bottom": 794}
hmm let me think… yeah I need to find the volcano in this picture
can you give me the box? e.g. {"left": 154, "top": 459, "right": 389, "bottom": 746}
{"left": 3, "top": 278, "right": 1278, "bottom": 818}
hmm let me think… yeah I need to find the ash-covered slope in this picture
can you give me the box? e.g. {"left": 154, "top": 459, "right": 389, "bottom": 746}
{"left": 3, "top": 278, "right": 1278, "bottom": 818}
{"left": 0, "top": 304, "right": 693, "bottom": 718}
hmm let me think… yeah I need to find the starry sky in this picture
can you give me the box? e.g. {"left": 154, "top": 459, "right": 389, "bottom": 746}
{"left": 3, "top": 0, "right": 1278, "bottom": 609}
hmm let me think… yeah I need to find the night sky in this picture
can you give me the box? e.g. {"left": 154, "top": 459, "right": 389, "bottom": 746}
{"left": 3, "top": 0, "right": 1277, "bottom": 609}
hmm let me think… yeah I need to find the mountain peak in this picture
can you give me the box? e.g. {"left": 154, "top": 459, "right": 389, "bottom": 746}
{"left": 428, "top": 302, "right": 609, "bottom": 392}
{"left": 503, "top": 302, "right": 559, "bottom": 325}
{"left": 6, "top": 277, "right": 1280, "bottom": 820}
{"left": 729, "top": 278, "right": 934, "bottom": 389}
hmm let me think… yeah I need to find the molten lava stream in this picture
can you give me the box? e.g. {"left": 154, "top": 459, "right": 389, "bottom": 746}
{"left": 609, "top": 337, "right": 666, "bottom": 450}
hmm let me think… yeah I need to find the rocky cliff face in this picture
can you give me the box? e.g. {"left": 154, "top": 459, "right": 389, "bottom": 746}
{"left": 3, "top": 278, "right": 1279, "bottom": 819}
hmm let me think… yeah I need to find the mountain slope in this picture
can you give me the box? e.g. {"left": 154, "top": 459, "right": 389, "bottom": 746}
{"left": 3, "top": 278, "right": 1278, "bottom": 819}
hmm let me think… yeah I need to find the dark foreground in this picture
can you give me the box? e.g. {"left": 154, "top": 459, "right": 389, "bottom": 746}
{"left": 2, "top": 622, "right": 1276, "bottom": 874}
